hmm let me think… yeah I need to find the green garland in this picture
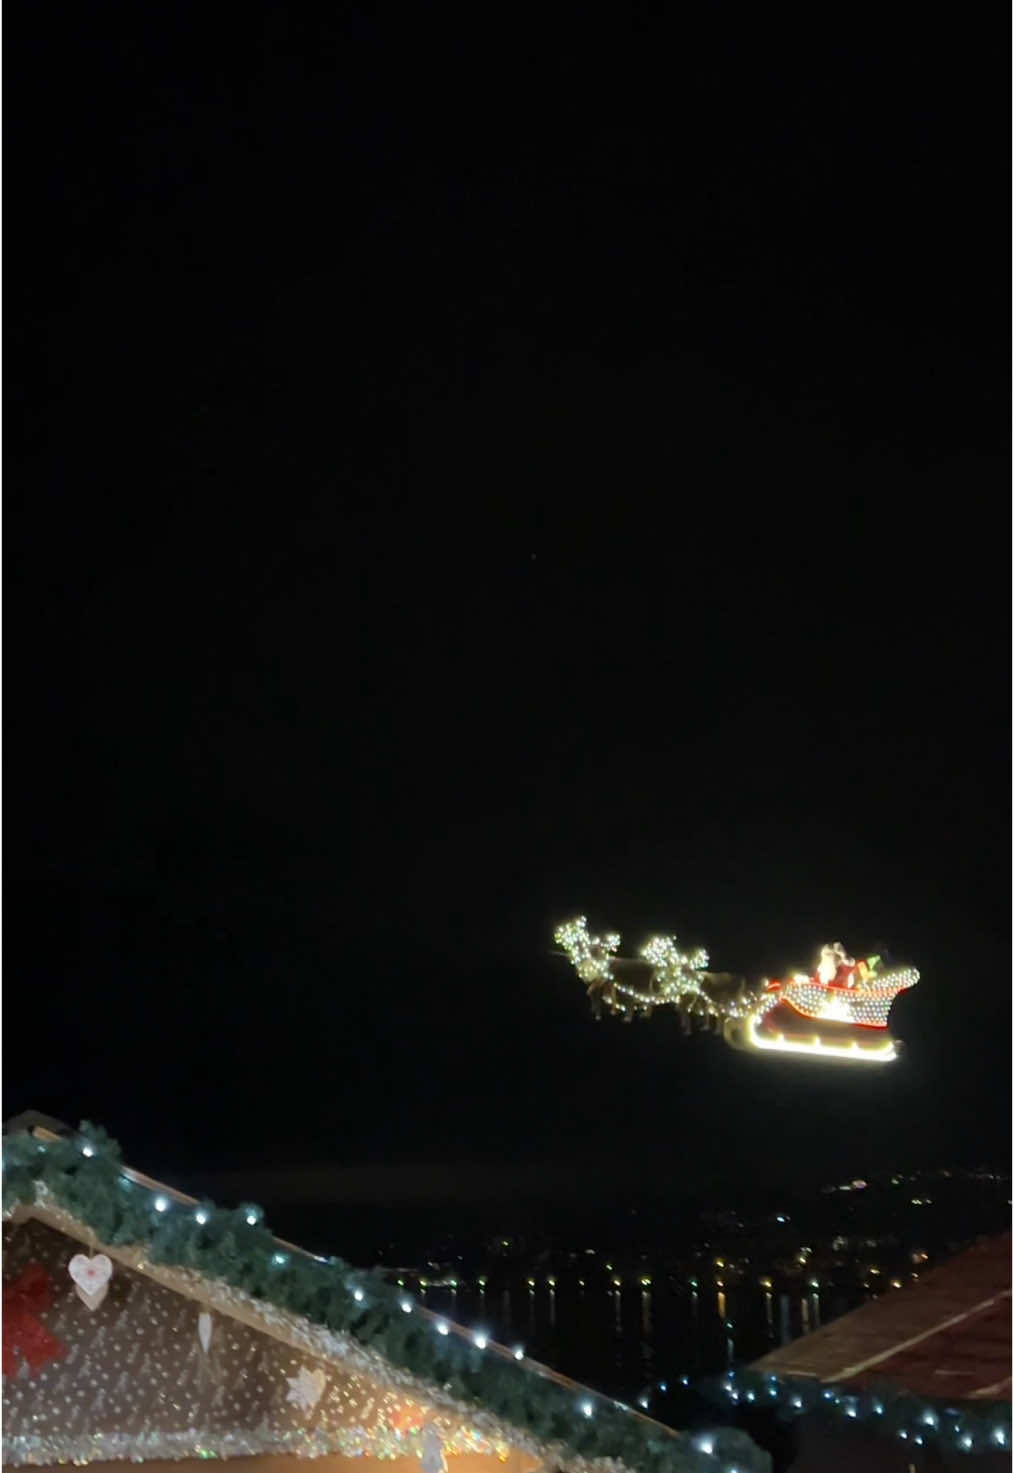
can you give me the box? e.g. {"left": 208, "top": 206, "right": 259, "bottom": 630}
{"left": 1, "top": 1124, "right": 769, "bottom": 1473}
{"left": 698, "top": 1367, "right": 1011, "bottom": 1457}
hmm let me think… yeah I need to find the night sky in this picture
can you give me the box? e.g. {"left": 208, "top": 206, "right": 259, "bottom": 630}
{"left": 6, "top": 13, "right": 1009, "bottom": 1206}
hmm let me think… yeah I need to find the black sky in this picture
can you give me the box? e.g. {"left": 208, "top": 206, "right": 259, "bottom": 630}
{"left": 5, "top": 11, "right": 1009, "bottom": 1201}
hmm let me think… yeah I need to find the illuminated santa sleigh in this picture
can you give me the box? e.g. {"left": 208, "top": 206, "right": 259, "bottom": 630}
{"left": 723, "top": 960, "right": 920, "bottom": 1063}
{"left": 554, "top": 919, "right": 919, "bottom": 1065}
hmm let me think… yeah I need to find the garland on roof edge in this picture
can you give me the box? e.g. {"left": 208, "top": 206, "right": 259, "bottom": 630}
{"left": 1, "top": 1124, "right": 768, "bottom": 1473}
{"left": 696, "top": 1368, "right": 1011, "bottom": 1457}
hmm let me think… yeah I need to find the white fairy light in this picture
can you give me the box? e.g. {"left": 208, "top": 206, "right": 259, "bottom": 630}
{"left": 512, "top": 1345, "right": 524, "bottom": 1360}
{"left": 579, "top": 1400, "right": 593, "bottom": 1418}
{"left": 472, "top": 1331, "right": 488, "bottom": 1349}
{"left": 81, "top": 1143, "right": 96, "bottom": 1157}
{"left": 153, "top": 1195, "right": 169, "bottom": 1213}
{"left": 352, "top": 1288, "right": 364, "bottom": 1302}
{"left": 194, "top": 1207, "right": 209, "bottom": 1224}
{"left": 696, "top": 1436, "right": 714, "bottom": 1454}
{"left": 399, "top": 1298, "right": 412, "bottom": 1312}
{"left": 435, "top": 1320, "right": 449, "bottom": 1335}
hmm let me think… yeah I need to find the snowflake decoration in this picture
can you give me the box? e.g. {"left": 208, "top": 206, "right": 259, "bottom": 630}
{"left": 286, "top": 1365, "right": 326, "bottom": 1412}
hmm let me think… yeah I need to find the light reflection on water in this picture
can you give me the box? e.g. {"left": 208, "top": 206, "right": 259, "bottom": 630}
{"left": 810, "top": 1291, "right": 821, "bottom": 1329}
{"left": 417, "top": 1278, "right": 854, "bottom": 1399}
{"left": 779, "top": 1293, "right": 791, "bottom": 1345}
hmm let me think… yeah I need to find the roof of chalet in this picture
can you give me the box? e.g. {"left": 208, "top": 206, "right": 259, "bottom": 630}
{"left": 1, "top": 1115, "right": 768, "bottom": 1473}
{"left": 752, "top": 1232, "right": 1012, "bottom": 1401}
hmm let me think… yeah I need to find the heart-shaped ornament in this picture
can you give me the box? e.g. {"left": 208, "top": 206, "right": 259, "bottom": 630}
{"left": 198, "top": 1311, "right": 213, "bottom": 1354}
{"left": 69, "top": 1253, "right": 113, "bottom": 1311}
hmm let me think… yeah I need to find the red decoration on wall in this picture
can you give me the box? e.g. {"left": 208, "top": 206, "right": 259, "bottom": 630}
{"left": 2, "top": 1263, "right": 67, "bottom": 1378}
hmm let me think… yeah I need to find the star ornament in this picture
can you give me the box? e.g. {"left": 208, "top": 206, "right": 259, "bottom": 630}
{"left": 286, "top": 1365, "right": 327, "bottom": 1412}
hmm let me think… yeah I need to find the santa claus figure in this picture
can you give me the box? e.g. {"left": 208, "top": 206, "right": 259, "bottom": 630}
{"left": 817, "top": 942, "right": 858, "bottom": 988}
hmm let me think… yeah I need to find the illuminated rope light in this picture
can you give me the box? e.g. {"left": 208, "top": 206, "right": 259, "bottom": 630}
{"left": 743, "top": 1013, "right": 897, "bottom": 1061}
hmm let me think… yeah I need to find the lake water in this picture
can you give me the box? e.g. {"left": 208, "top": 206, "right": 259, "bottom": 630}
{"left": 251, "top": 1197, "right": 873, "bottom": 1408}
{"left": 408, "top": 1275, "right": 864, "bottom": 1404}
